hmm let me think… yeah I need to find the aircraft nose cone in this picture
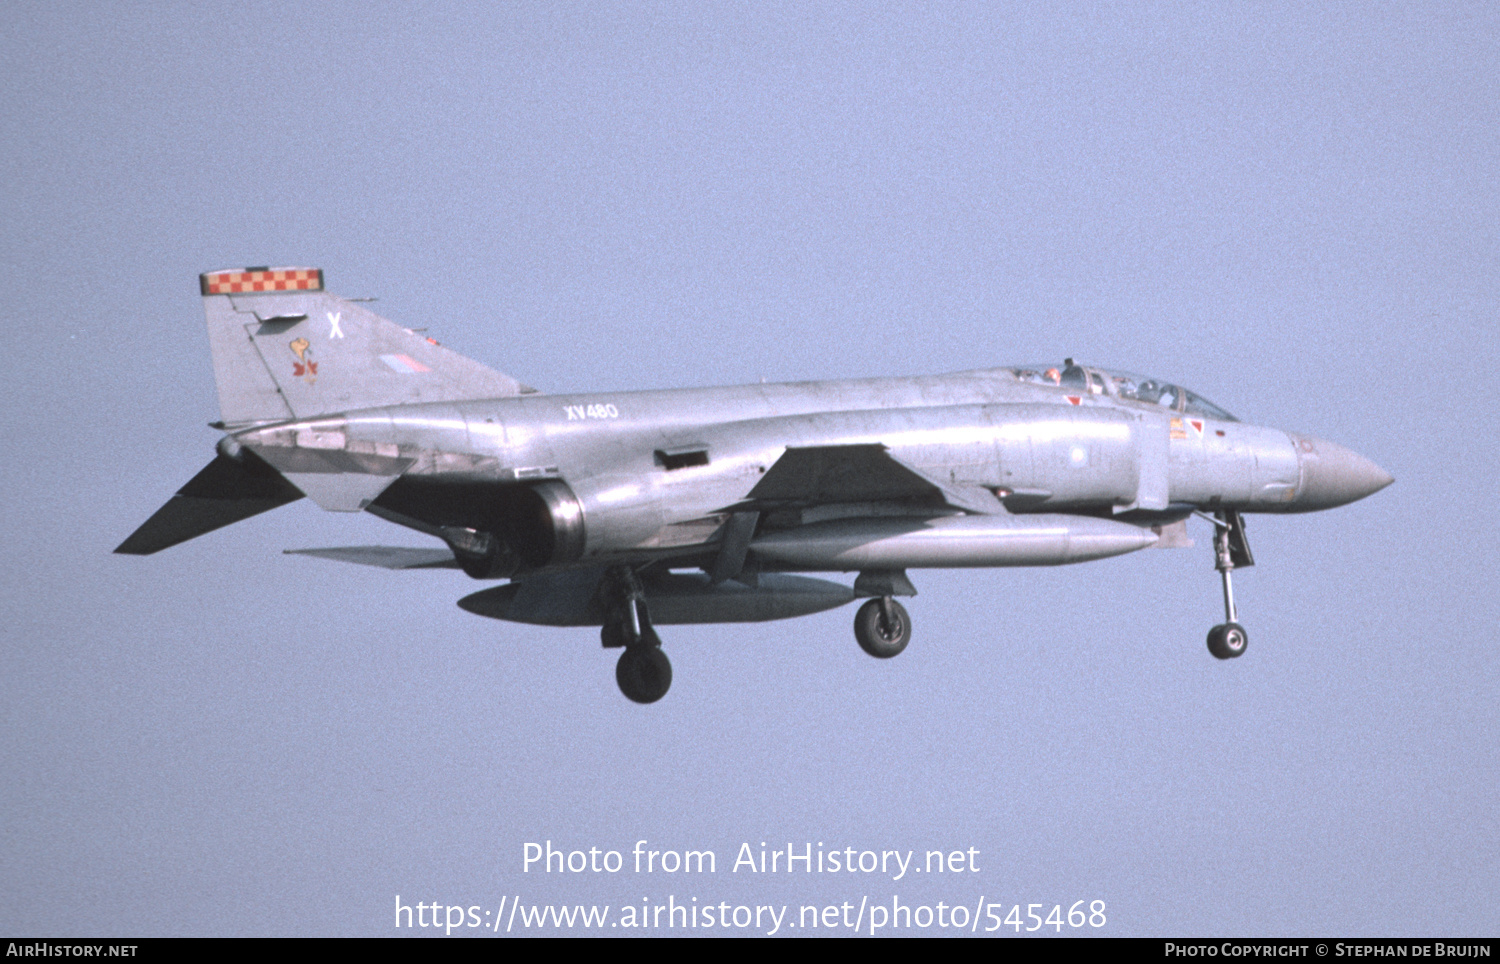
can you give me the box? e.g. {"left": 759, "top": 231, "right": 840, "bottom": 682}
{"left": 1289, "top": 434, "right": 1394, "bottom": 511}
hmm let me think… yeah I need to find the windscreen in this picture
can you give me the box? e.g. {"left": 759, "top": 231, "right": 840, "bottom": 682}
{"left": 1011, "top": 365, "right": 1238, "bottom": 421}
{"left": 1105, "top": 369, "right": 1238, "bottom": 421}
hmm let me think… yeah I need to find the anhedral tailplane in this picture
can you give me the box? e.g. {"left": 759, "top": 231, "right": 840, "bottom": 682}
{"left": 114, "top": 448, "right": 303, "bottom": 555}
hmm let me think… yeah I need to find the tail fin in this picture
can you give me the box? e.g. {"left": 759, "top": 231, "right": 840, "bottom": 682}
{"left": 201, "top": 267, "right": 535, "bottom": 427}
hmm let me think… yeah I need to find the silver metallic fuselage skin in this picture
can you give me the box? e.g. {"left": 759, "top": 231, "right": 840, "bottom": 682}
{"left": 117, "top": 270, "right": 1396, "bottom": 697}
{"left": 234, "top": 366, "right": 1391, "bottom": 570}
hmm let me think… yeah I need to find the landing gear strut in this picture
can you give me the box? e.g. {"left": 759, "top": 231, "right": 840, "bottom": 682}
{"left": 1205, "top": 510, "right": 1252, "bottom": 660}
{"left": 598, "top": 566, "right": 671, "bottom": 703}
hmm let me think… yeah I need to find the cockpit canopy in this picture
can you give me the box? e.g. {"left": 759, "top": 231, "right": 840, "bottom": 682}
{"left": 1011, "top": 361, "right": 1238, "bottom": 422}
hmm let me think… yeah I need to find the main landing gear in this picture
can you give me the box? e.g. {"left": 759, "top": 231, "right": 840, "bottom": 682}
{"left": 598, "top": 566, "right": 671, "bottom": 703}
{"left": 1205, "top": 510, "right": 1253, "bottom": 660}
{"left": 598, "top": 566, "right": 919, "bottom": 700}
{"left": 854, "top": 598, "right": 911, "bottom": 658}
{"left": 851, "top": 569, "right": 916, "bottom": 660}
{"left": 615, "top": 646, "right": 672, "bottom": 705}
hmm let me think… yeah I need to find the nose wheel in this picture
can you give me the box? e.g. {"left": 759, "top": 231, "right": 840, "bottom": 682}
{"left": 1207, "top": 622, "right": 1248, "bottom": 660}
{"left": 1205, "top": 510, "right": 1253, "bottom": 660}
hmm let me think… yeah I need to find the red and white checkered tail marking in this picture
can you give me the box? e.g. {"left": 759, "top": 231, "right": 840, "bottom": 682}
{"left": 200, "top": 267, "right": 324, "bottom": 296}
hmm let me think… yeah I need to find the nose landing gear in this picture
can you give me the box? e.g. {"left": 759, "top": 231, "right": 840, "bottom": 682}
{"left": 1205, "top": 510, "right": 1253, "bottom": 660}
{"left": 1207, "top": 621, "right": 1248, "bottom": 660}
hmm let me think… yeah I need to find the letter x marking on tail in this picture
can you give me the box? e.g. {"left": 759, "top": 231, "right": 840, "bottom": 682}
{"left": 327, "top": 312, "right": 344, "bottom": 339}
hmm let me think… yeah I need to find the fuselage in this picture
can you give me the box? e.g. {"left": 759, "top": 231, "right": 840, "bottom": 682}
{"left": 233, "top": 362, "right": 1392, "bottom": 569}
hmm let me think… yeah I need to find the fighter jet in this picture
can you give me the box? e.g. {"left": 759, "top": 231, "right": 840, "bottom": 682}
{"left": 117, "top": 268, "right": 1393, "bottom": 703}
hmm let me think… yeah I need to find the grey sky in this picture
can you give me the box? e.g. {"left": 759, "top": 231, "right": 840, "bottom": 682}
{"left": 1, "top": 2, "right": 1495, "bottom": 936}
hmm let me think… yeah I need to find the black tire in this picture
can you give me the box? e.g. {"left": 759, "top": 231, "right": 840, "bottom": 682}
{"left": 1207, "top": 622, "right": 1248, "bottom": 660}
{"left": 854, "top": 598, "right": 911, "bottom": 659}
{"left": 616, "top": 646, "right": 672, "bottom": 703}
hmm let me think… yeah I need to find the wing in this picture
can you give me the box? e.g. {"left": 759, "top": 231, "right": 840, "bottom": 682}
{"left": 736, "top": 444, "right": 1004, "bottom": 515}
{"left": 705, "top": 443, "right": 1005, "bottom": 583}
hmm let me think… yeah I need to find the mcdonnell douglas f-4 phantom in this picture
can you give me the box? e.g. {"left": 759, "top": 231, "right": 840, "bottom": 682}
{"left": 118, "top": 268, "right": 1393, "bottom": 703}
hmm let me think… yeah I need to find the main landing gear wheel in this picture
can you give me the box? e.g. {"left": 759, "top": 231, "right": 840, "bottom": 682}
{"left": 1207, "top": 622, "right": 1248, "bottom": 660}
{"left": 854, "top": 598, "right": 911, "bottom": 659}
{"left": 616, "top": 646, "right": 672, "bottom": 703}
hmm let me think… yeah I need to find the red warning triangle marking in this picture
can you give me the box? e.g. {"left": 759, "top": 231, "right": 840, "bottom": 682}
{"left": 1066, "top": 395, "right": 1082, "bottom": 405}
